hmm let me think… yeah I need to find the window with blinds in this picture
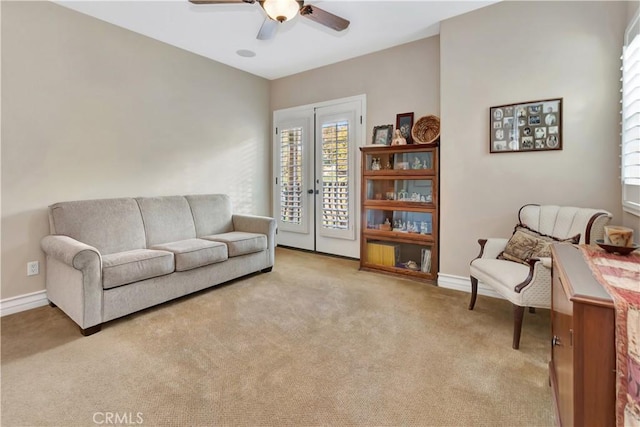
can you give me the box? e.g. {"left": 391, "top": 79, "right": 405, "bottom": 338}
{"left": 280, "top": 127, "right": 304, "bottom": 225}
{"left": 321, "top": 121, "right": 349, "bottom": 230}
{"left": 622, "top": 10, "right": 640, "bottom": 216}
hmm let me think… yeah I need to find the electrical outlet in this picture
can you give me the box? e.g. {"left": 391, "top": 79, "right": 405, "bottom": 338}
{"left": 27, "top": 261, "right": 39, "bottom": 276}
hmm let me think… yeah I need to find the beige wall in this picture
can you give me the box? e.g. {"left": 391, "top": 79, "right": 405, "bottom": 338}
{"left": 440, "top": 1, "right": 628, "bottom": 278}
{"left": 2, "top": 0, "right": 634, "bottom": 303}
{"left": 270, "top": 37, "right": 440, "bottom": 144}
{"left": 1, "top": 1, "right": 270, "bottom": 299}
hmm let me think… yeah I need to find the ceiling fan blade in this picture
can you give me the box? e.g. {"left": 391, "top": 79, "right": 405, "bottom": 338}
{"left": 257, "top": 17, "right": 278, "bottom": 40}
{"left": 188, "top": 0, "right": 255, "bottom": 4}
{"left": 300, "top": 5, "right": 349, "bottom": 32}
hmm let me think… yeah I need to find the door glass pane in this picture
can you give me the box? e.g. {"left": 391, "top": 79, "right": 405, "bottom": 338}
{"left": 321, "top": 121, "right": 349, "bottom": 230}
{"left": 280, "top": 127, "right": 303, "bottom": 225}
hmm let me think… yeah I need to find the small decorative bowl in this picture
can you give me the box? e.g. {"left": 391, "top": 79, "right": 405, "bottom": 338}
{"left": 595, "top": 239, "right": 639, "bottom": 256}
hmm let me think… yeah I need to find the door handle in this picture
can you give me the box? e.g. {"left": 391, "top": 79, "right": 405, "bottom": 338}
{"left": 552, "top": 335, "right": 561, "bottom": 347}
{"left": 307, "top": 189, "right": 314, "bottom": 194}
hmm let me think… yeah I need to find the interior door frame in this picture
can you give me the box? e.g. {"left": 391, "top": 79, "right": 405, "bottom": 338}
{"left": 272, "top": 94, "right": 367, "bottom": 257}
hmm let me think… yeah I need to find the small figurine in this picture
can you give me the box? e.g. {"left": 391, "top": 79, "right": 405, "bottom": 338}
{"left": 412, "top": 156, "right": 422, "bottom": 170}
{"left": 391, "top": 129, "right": 407, "bottom": 146}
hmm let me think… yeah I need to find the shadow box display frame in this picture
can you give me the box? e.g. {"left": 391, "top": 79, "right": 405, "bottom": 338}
{"left": 489, "top": 97, "right": 562, "bottom": 153}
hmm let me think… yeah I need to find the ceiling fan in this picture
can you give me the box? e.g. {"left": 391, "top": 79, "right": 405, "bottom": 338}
{"left": 188, "top": 0, "right": 350, "bottom": 40}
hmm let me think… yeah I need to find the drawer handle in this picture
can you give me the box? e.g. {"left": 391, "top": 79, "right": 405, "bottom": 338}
{"left": 552, "top": 335, "right": 562, "bottom": 347}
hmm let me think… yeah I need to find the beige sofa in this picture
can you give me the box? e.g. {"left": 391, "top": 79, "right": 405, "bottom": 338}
{"left": 41, "top": 194, "right": 276, "bottom": 335}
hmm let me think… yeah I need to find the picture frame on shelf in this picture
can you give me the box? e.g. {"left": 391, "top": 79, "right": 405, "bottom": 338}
{"left": 396, "top": 112, "right": 414, "bottom": 144}
{"left": 489, "top": 98, "right": 562, "bottom": 153}
{"left": 372, "top": 124, "right": 394, "bottom": 146}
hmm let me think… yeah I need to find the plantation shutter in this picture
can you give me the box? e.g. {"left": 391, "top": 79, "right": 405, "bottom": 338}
{"left": 280, "top": 127, "right": 304, "bottom": 225}
{"left": 622, "top": 9, "right": 640, "bottom": 215}
{"left": 320, "top": 120, "right": 350, "bottom": 231}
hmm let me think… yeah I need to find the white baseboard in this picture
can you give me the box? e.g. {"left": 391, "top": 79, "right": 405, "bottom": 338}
{"left": 437, "top": 273, "right": 503, "bottom": 300}
{"left": 0, "top": 290, "right": 48, "bottom": 317}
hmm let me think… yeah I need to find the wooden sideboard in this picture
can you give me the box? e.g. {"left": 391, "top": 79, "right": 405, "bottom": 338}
{"left": 549, "top": 244, "right": 616, "bottom": 427}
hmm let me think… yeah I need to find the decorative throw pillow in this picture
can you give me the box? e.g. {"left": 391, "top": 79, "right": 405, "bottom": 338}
{"left": 498, "top": 224, "right": 580, "bottom": 265}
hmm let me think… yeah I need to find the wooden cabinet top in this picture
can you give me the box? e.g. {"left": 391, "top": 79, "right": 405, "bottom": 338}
{"left": 551, "top": 244, "right": 613, "bottom": 308}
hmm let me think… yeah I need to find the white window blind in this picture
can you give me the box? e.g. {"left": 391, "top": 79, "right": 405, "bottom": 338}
{"left": 622, "top": 9, "right": 640, "bottom": 216}
{"left": 280, "top": 127, "right": 304, "bottom": 224}
{"left": 321, "top": 121, "right": 349, "bottom": 230}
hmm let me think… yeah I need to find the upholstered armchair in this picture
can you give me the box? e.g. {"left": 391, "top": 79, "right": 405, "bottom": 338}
{"left": 469, "top": 204, "right": 612, "bottom": 349}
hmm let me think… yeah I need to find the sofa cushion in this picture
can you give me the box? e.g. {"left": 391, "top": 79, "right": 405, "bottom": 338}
{"left": 185, "top": 194, "right": 234, "bottom": 237}
{"left": 136, "top": 196, "right": 196, "bottom": 247}
{"left": 151, "top": 239, "right": 228, "bottom": 272}
{"left": 49, "top": 198, "right": 146, "bottom": 255}
{"left": 202, "top": 232, "right": 267, "bottom": 257}
{"left": 102, "top": 249, "right": 175, "bottom": 289}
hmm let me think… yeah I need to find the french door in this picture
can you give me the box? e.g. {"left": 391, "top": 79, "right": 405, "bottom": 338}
{"left": 273, "top": 95, "right": 365, "bottom": 258}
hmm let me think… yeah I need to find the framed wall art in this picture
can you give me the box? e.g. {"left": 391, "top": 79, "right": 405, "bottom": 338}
{"left": 372, "top": 124, "right": 393, "bottom": 145}
{"left": 489, "top": 98, "right": 562, "bottom": 153}
{"left": 396, "top": 112, "right": 414, "bottom": 144}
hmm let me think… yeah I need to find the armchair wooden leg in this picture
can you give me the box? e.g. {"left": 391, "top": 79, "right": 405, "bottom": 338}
{"left": 469, "top": 276, "right": 478, "bottom": 310}
{"left": 513, "top": 305, "right": 525, "bottom": 349}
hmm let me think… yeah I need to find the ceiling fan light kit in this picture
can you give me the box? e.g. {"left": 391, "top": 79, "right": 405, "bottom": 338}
{"left": 188, "top": 0, "right": 349, "bottom": 40}
{"left": 263, "top": 0, "right": 300, "bottom": 22}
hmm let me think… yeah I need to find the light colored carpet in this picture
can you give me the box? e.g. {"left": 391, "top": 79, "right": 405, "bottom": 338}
{"left": 1, "top": 247, "right": 553, "bottom": 426}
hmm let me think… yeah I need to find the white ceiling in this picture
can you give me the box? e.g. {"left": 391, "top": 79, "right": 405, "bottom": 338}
{"left": 55, "top": 0, "right": 498, "bottom": 80}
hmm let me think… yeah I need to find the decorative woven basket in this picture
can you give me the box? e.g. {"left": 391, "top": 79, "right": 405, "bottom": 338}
{"left": 411, "top": 115, "right": 440, "bottom": 144}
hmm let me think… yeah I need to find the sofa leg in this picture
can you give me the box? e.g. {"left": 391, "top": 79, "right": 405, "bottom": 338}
{"left": 48, "top": 300, "right": 57, "bottom": 308}
{"left": 513, "top": 305, "right": 525, "bottom": 350}
{"left": 468, "top": 276, "right": 478, "bottom": 310}
{"left": 80, "top": 324, "right": 102, "bottom": 336}
{"left": 261, "top": 266, "right": 273, "bottom": 273}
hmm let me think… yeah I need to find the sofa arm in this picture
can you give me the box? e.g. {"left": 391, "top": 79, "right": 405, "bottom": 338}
{"left": 233, "top": 215, "right": 276, "bottom": 239}
{"left": 41, "top": 235, "right": 103, "bottom": 330}
{"left": 41, "top": 235, "right": 102, "bottom": 270}
{"left": 232, "top": 214, "right": 277, "bottom": 266}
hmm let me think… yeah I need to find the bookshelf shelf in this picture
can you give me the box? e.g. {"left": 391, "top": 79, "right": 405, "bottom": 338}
{"left": 359, "top": 143, "right": 439, "bottom": 281}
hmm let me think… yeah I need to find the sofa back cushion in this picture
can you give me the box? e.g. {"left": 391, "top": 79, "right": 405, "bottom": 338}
{"left": 185, "top": 194, "right": 234, "bottom": 237}
{"left": 518, "top": 204, "right": 612, "bottom": 244}
{"left": 136, "top": 196, "right": 196, "bottom": 247}
{"left": 48, "top": 198, "right": 146, "bottom": 255}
